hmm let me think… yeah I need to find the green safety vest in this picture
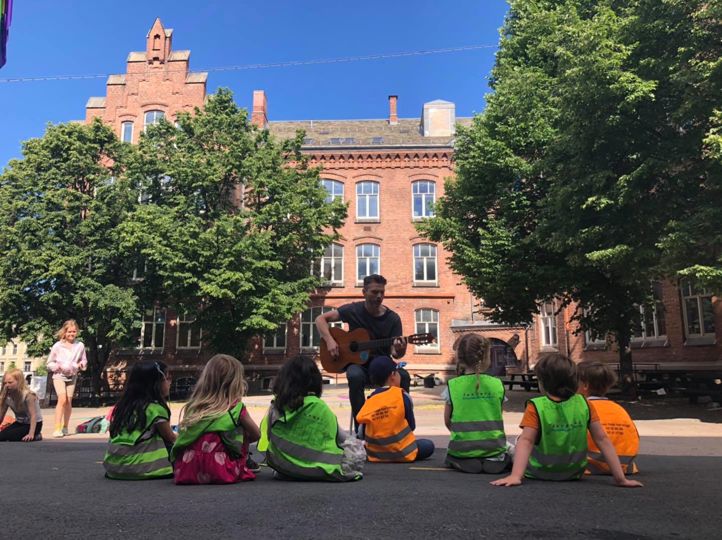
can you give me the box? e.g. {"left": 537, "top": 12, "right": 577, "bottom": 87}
{"left": 447, "top": 374, "right": 507, "bottom": 459}
{"left": 267, "top": 395, "right": 360, "bottom": 482}
{"left": 170, "top": 402, "right": 246, "bottom": 462}
{"left": 104, "top": 402, "right": 173, "bottom": 480}
{"left": 526, "top": 394, "right": 589, "bottom": 481}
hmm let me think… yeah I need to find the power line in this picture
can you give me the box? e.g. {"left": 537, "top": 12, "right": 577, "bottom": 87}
{"left": 0, "top": 44, "right": 497, "bottom": 84}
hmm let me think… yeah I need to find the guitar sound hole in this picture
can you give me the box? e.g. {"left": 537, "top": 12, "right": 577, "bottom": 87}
{"left": 349, "top": 342, "right": 359, "bottom": 353}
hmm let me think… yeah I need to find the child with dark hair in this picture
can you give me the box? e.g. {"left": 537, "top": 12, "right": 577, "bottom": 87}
{"left": 104, "top": 361, "right": 176, "bottom": 480}
{"left": 443, "top": 333, "right": 511, "bottom": 473}
{"left": 578, "top": 361, "right": 640, "bottom": 475}
{"left": 356, "top": 356, "right": 434, "bottom": 462}
{"left": 492, "top": 353, "right": 642, "bottom": 488}
{"left": 266, "top": 355, "right": 363, "bottom": 481}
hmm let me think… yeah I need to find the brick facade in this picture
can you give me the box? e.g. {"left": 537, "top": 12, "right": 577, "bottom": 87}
{"left": 81, "top": 21, "right": 720, "bottom": 382}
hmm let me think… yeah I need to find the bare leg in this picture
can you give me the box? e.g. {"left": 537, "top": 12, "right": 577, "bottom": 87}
{"left": 52, "top": 378, "right": 67, "bottom": 434}
{"left": 63, "top": 382, "right": 76, "bottom": 430}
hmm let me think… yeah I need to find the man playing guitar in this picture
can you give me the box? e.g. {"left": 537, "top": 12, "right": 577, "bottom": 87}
{"left": 315, "top": 274, "right": 409, "bottom": 426}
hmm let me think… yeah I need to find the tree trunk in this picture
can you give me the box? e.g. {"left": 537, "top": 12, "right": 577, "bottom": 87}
{"left": 616, "top": 330, "right": 637, "bottom": 400}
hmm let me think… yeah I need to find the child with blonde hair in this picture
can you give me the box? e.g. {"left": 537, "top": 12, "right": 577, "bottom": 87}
{"left": 492, "top": 353, "right": 642, "bottom": 488}
{"left": 0, "top": 368, "right": 43, "bottom": 442}
{"left": 442, "top": 333, "right": 510, "bottom": 473}
{"left": 171, "top": 354, "right": 260, "bottom": 484}
{"left": 577, "top": 361, "right": 640, "bottom": 475}
{"left": 47, "top": 319, "right": 87, "bottom": 437}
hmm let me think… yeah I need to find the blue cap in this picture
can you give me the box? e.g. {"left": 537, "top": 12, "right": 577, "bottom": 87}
{"left": 369, "top": 356, "right": 399, "bottom": 386}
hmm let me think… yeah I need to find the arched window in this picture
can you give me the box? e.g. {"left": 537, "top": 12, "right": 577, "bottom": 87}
{"left": 321, "top": 179, "right": 344, "bottom": 203}
{"left": 412, "top": 180, "right": 436, "bottom": 218}
{"left": 356, "top": 181, "right": 379, "bottom": 220}
{"left": 356, "top": 244, "right": 380, "bottom": 282}
{"left": 413, "top": 244, "right": 437, "bottom": 284}
{"left": 144, "top": 110, "right": 165, "bottom": 131}
{"left": 317, "top": 243, "right": 344, "bottom": 285}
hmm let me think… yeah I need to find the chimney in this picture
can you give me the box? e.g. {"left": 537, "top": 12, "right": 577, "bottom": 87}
{"left": 421, "top": 100, "right": 456, "bottom": 137}
{"left": 251, "top": 90, "right": 268, "bottom": 129}
{"left": 388, "top": 95, "right": 398, "bottom": 125}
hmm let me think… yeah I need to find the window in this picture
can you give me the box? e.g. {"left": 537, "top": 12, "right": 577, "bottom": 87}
{"left": 177, "top": 313, "right": 202, "bottom": 349}
{"left": 356, "top": 181, "right": 379, "bottom": 220}
{"left": 300, "top": 307, "right": 340, "bottom": 349}
{"left": 321, "top": 179, "right": 344, "bottom": 203}
{"left": 0, "top": 362, "right": 4, "bottom": 373}
{"left": 413, "top": 244, "right": 437, "bottom": 284}
{"left": 632, "top": 282, "right": 667, "bottom": 341}
{"left": 681, "top": 280, "right": 715, "bottom": 339}
{"left": 12, "top": 343, "right": 17, "bottom": 355}
{"left": 412, "top": 181, "right": 436, "bottom": 219}
{"left": 132, "top": 257, "right": 147, "bottom": 281}
{"left": 144, "top": 110, "right": 165, "bottom": 131}
{"left": 356, "top": 244, "right": 380, "bottom": 282}
{"left": 121, "top": 121, "right": 134, "bottom": 143}
{"left": 539, "top": 301, "right": 558, "bottom": 348}
{"left": 415, "top": 309, "right": 440, "bottom": 351}
{"left": 316, "top": 243, "right": 344, "bottom": 285}
{"left": 137, "top": 307, "right": 166, "bottom": 349}
{"left": 263, "top": 325, "right": 287, "bottom": 352}
{"left": 24, "top": 361, "right": 31, "bottom": 372}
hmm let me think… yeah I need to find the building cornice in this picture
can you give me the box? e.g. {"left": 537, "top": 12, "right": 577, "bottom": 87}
{"left": 301, "top": 149, "right": 454, "bottom": 169}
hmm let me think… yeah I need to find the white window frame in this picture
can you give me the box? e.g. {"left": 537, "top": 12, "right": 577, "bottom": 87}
{"left": 356, "top": 181, "right": 379, "bottom": 220}
{"left": 137, "top": 307, "right": 166, "bottom": 350}
{"left": 356, "top": 244, "right": 380, "bottom": 283}
{"left": 539, "top": 301, "right": 558, "bottom": 349}
{"left": 317, "top": 243, "right": 344, "bottom": 285}
{"left": 24, "top": 361, "right": 32, "bottom": 373}
{"left": 413, "top": 244, "right": 437, "bottom": 284}
{"left": 415, "top": 309, "right": 440, "bottom": 352}
{"left": 121, "top": 121, "right": 134, "bottom": 143}
{"left": 412, "top": 180, "right": 436, "bottom": 219}
{"left": 300, "top": 307, "right": 341, "bottom": 350}
{"left": 144, "top": 110, "right": 165, "bottom": 131}
{"left": 681, "top": 280, "right": 715, "bottom": 341}
{"left": 176, "top": 312, "right": 202, "bottom": 349}
{"left": 321, "top": 179, "right": 344, "bottom": 204}
{"left": 263, "top": 325, "right": 288, "bottom": 352}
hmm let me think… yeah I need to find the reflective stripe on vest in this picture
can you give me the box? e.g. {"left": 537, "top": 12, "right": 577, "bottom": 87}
{"left": 526, "top": 395, "right": 589, "bottom": 481}
{"left": 267, "top": 396, "right": 357, "bottom": 481}
{"left": 104, "top": 404, "right": 172, "bottom": 480}
{"left": 356, "top": 386, "right": 418, "bottom": 462}
{"left": 447, "top": 375, "right": 507, "bottom": 459}
{"left": 586, "top": 398, "right": 640, "bottom": 475}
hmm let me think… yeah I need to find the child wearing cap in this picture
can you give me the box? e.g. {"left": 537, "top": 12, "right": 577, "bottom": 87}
{"left": 356, "top": 356, "right": 434, "bottom": 462}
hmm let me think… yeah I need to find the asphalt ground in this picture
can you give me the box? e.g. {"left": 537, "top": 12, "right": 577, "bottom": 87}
{"left": 3, "top": 385, "right": 722, "bottom": 539}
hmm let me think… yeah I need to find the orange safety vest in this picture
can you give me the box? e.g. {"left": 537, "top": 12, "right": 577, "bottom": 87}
{"left": 586, "top": 397, "right": 639, "bottom": 475}
{"left": 356, "top": 386, "right": 418, "bottom": 463}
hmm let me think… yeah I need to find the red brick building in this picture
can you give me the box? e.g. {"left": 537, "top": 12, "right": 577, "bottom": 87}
{"left": 84, "top": 20, "right": 721, "bottom": 385}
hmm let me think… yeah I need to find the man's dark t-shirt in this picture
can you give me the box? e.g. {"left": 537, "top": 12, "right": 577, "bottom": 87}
{"left": 337, "top": 301, "right": 402, "bottom": 361}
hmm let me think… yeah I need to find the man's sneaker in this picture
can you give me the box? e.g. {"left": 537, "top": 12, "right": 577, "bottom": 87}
{"left": 62, "top": 427, "right": 69, "bottom": 436}
{"left": 246, "top": 454, "right": 261, "bottom": 473}
{"left": 52, "top": 429, "right": 64, "bottom": 438}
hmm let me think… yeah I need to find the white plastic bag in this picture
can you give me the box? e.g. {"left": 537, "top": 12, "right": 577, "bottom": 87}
{"left": 30, "top": 376, "right": 47, "bottom": 400}
{"left": 339, "top": 430, "right": 366, "bottom": 478}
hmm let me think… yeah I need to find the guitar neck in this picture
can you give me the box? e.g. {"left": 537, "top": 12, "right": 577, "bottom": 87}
{"left": 356, "top": 336, "right": 402, "bottom": 352}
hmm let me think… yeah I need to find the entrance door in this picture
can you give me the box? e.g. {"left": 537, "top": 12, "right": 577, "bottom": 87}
{"left": 487, "top": 338, "right": 520, "bottom": 376}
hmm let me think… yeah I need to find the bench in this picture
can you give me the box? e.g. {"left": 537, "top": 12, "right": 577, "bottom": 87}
{"left": 501, "top": 372, "right": 538, "bottom": 392}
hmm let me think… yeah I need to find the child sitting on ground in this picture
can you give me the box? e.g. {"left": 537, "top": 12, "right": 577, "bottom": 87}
{"left": 171, "top": 354, "right": 260, "bottom": 484}
{"left": 265, "top": 355, "right": 364, "bottom": 481}
{"left": 0, "top": 368, "right": 43, "bottom": 442}
{"left": 356, "top": 356, "right": 434, "bottom": 462}
{"left": 443, "top": 334, "right": 511, "bottom": 473}
{"left": 491, "top": 352, "right": 642, "bottom": 488}
{"left": 104, "top": 361, "right": 176, "bottom": 479}
{"left": 577, "top": 361, "right": 640, "bottom": 475}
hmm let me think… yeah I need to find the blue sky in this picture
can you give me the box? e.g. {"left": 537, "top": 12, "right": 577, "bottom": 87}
{"left": 0, "top": 0, "right": 509, "bottom": 168}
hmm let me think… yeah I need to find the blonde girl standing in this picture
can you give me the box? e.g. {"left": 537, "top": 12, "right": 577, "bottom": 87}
{"left": 46, "top": 319, "right": 87, "bottom": 437}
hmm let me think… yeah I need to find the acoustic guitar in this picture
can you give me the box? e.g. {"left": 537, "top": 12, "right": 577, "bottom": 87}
{"left": 319, "top": 327, "right": 436, "bottom": 373}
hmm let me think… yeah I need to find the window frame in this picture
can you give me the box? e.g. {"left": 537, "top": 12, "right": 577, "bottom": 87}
{"left": 411, "top": 180, "right": 436, "bottom": 220}
{"left": 539, "top": 301, "right": 558, "bottom": 349}
{"left": 412, "top": 243, "right": 438, "bottom": 285}
{"left": 355, "top": 181, "right": 380, "bottom": 221}
{"left": 316, "top": 242, "right": 344, "bottom": 286}
{"left": 680, "top": 280, "right": 715, "bottom": 343}
{"left": 143, "top": 110, "right": 165, "bottom": 131}
{"left": 176, "top": 312, "right": 202, "bottom": 350}
{"left": 137, "top": 307, "right": 166, "bottom": 350}
{"left": 300, "top": 307, "right": 341, "bottom": 351}
{"left": 121, "top": 121, "right": 134, "bottom": 143}
{"left": 263, "top": 325, "right": 288, "bottom": 353}
{"left": 321, "top": 179, "right": 344, "bottom": 204}
{"left": 414, "top": 308, "right": 440, "bottom": 352}
{"left": 356, "top": 243, "right": 380, "bottom": 284}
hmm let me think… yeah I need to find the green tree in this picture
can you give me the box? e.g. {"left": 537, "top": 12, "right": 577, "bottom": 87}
{"left": 0, "top": 120, "right": 139, "bottom": 396}
{"left": 120, "top": 88, "right": 345, "bottom": 358}
{"left": 423, "top": 0, "right": 721, "bottom": 393}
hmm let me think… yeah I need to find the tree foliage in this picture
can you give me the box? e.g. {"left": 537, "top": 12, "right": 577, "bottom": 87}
{"left": 423, "top": 0, "right": 722, "bottom": 384}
